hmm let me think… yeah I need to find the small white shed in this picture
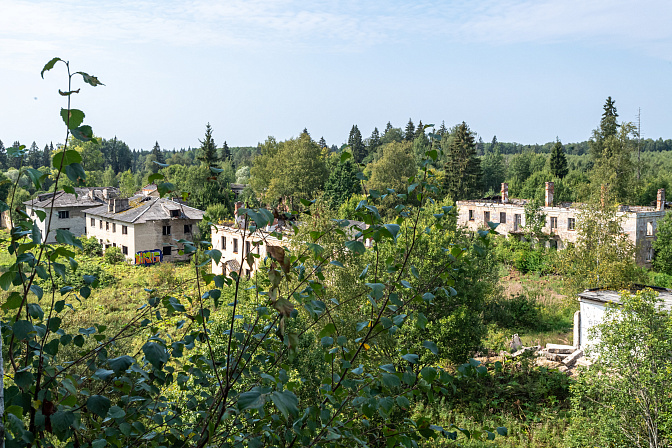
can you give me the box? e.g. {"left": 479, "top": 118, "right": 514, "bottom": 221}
{"left": 576, "top": 286, "right": 672, "bottom": 352}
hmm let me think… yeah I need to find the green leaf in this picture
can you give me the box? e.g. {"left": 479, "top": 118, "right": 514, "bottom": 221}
{"left": 25, "top": 168, "right": 47, "bottom": 190}
{"left": 321, "top": 336, "right": 333, "bottom": 347}
{"left": 94, "top": 369, "right": 115, "bottom": 380}
{"left": 270, "top": 390, "right": 299, "bottom": 419}
{"left": 496, "top": 427, "right": 508, "bottom": 436}
{"left": 416, "top": 312, "right": 428, "bottom": 329}
{"left": 51, "top": 411, "right": 75, "bottom": 432}
{"left": 401, "top": 353, "right": 418, "bottom": 364}
{"left": 396, "top": 395, "right": 411, "bottom": 408}
{"left": 238, "top": 390, "right": 264, "bottom": 410}
{"left": 0, "top": 271, "right": 14, "bottom": 291}
{"left": 75, "top": 71, "right": 105, "bottom": 86}
{"left": 142, "top": 342, "right": 168, "bottom": 368}
{"left": 52, "top": 149, "right": 82, "bottom": 168}
{"left": 340, "top": 151, "right": 352, "bottom": 163}
{"left": 157, "top": 182, "right": 176, "bottom": 197}
{"left": 41, "top": 57, "right": 63, "bottom": 78}
{"left": 13, "top": 320, "right": 36, "bottom": 340}
{"left": 14, "top": 370, "right": 34, "bottom": 388}
{"left": 148, "top": 173, "right": 164, "bottom": 184}
{"left": 108, "top": 406, "right": 126, "bottom": 419}
{"left": 420, "top": 366, "right": 437, "bottom": 383}
{"left": 381, "top": 373, "right": 400, "bottom": 388}
{"left": 92, "top": 439, "right": 108, "bottom": 448}
{"left": 422, "top": 340, "right": 438, "bottom": 355}
{"left": 330, "top": 260, "right": 344, "bottom": 268}
{"left": 56, "top": 229, "right": 83, "bottom": 250}
{"left": 383, "top": 224, "right": 400, "bottom": 241}
{"left": 71, "top": 125, "right": 94, "bottom": 142}
{"left": 65, "top": 163, "right": 87, "bottom": 185}
{"left": 86, "top": 395, "right": 111, "bottom": 418}
{"left": 60, "top": 108, "right": 85, "bottom": 129}
{"left": 345, "top": 240, "right": 366, "bottom": 255}
{"left": 29, "top": 284, "right": 43, "bottom": 300}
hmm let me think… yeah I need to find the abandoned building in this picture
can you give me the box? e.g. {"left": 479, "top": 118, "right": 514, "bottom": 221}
{"left": 576, "top": 286, "right": 672, "bottom": 351}
{"left": 24, "top": 187, "right": 120, "bottom": 243}
{"left": 456, "top": 182, "right": 669, "bottom": 266}
{"left": 84, "top": 195, "right": 204, "bottom": 264}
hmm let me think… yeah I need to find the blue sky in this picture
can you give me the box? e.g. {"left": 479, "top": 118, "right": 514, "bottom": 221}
{"left": 2, "top": 0, "right": 672, "bottom": 151}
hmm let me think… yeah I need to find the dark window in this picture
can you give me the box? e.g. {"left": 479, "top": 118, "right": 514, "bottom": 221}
{"left": 163, "top": 246, "right": 172, "bottom": 256}
{"left": 106, "top": 221, "right": 109, "bottom": 231}
{"left": 58, "top": 210, "right": 69, "bottom": 219}
{"left": 245, "top": 241, "right": 251, "bottom": 255}
{"left": 246, "top": 269, "right": 250, "bottom": 277}
{"left": 112, "top": 223, "right": 116, "bottom": 233}
{"left": 122, "top": 225, "right": 128, "bottom": 235}
{"left": 550, "top": 217, "right": 558, "bottom": 230}
{"left": 500, "top": 212, "right": 507, "bottom": 224}
{"left": 170, "top": 209, "right": 179, "bottom": 217}
{"left": 233, "top": 238, "right": 238, "bottom": 253}
{"left": 113, "top": 243, "right": 116, "bottom": 247}
{"left": 184, "top": 224, "right": 192, "bottom": 234}
{"left": 59, "top": 228, "right": 70, "bottom": 232}
{"left": 90, "top": 217, "right": 95, "bottom": 226}
{"left": 163, "top": 225, "right": 171, "bottom": 235}
{"left": 122, "top": 245, "right": 128, "bottom": 255}
{"left": 221, "top": 236, "right": 226, "bottom": 250}
{"left": 468, "top": 210, "right": 474, "bottom": 221}
{"left": 514, "top": 214, "right": 522, "bottom": 231}
{"left": 99, "top": 220, "right": 102, "bottom": 229}
{"left": 568, "top": 218, "right": 575, "bottom": 230}
{"left": 483, "top": 211, "right": 490, "bottom": 223}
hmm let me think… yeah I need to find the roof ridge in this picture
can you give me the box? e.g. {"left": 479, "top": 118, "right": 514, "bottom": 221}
{"left": 131, "top": 197, "right": 158, "bottom": 223}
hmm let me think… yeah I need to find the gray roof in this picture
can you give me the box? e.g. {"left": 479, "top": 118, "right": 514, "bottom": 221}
{"left": 83, "top": 195, "right": 205, "bottom": 224}
{"left": 24, "top": 187, "right": 119, "bottom": 208}
{"left": 578, "top": 285, "right": 672, "bottom": 310}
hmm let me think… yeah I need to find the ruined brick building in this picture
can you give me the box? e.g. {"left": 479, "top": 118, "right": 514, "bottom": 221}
{"left": 457, "top": 182, "right": 668, "bottom": 266}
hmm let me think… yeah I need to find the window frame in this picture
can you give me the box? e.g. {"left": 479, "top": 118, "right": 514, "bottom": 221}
{"left": 58, "top": 210, "right": 69, "bottom": 219}
{"left": 163, "top": 225, "right": 171, "bottom": 235}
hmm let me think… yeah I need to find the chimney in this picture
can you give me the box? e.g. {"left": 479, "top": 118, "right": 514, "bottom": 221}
{"left": 657, "top": 188, "right": 666, "bottom": 211}
{"left": 107, "top": 202, "right": 113, "bottom": 212}
{"left": 501, "top": 183, "right": 509, "bottom": 204}
{"left": 545, "top": 182, "right": 554, "bottom": 207}
{"left": 234, "top": 201, "right": 243, "bottom": 217}
{"left": 102, "top": 189, "right": 109, "bottom": 200}
{"left": 113, "top": 198, "right": 129, "bottom": 213}
{"left": 88, "top": 189, "right": 95, "bottom": 200}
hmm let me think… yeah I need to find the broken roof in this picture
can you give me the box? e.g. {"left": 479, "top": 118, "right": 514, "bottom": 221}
{"left": 578, "top": 285, "right": 672, "bottom": 311}
{"left": 84, "top": 195, "right": 205, "bottom": 224}
{"left": 24, "top": 187, "right": 119, "bottom": 208}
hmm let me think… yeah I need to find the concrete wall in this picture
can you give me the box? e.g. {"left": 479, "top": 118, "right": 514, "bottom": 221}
{"left": 85, "top": 214, "right": 199, "bottom": 263}
{"left": 27, "top": 205, "right": 88, "bottom": 243}
{"left": 456, "top": 201, "right": 668, "bottom": 266}
{"left": 211, "top": 225, "right": 279, "bottom": 276}
{"left": 578, "top": 299, "right": 606, "bottom": 352}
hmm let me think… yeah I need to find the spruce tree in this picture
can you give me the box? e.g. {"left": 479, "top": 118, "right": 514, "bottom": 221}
{"left": 404, "top": 118, "right": 415, "bottom": 141}
{"left": 442, "top": 122, "right": 482, "bottom": 200}
{"left": 368, "top": 127, "right": 381, "bottom": 155}
{"left": 549, "top": 138, "right": 569, "bottom": 178}
{"left": 415, "top": 120, "right": 425, "bottom": 140}
{"left": 437, "top": 121, "right": 448, "bottom": 138}
{"left": 27, "top": 141, "right": 41, "bottom": 168}
{"left": 198, "top": 123, "right": 218, "bottom": 166}
{"left": 348, "top": 125, "right": 366, "bottom": 164}
{"left": 0, "top": 140, "right": 7, "bottom": 170}
{"left": 600, "top": 96, "right": 618, "bottom": 139}
{"left": 318, "top": 137, "right": 327, "bottom": 149}
{"left": 42, "top": 144, "right": 51, "bottom": 168}
{"left": 221, "top": 141, "right": 231, "bottom": 163}
{"left": 490, "top": 135, "right": 498, "bottom": 152}
{"left": 384, "top": 121, "right": 393, "bottom": 136}
{"left": 151, "top": 141, "right": 165, "bottom": 164}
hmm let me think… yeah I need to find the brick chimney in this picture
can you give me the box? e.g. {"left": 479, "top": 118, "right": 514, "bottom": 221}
{"left": 113, "top": 198, "right": 129, "bottom": 213}
{"left": 545, "top": 182, "right": 554, "bottom": 207}
{"left": 657, "top": 188, "right": 666, "bottom": 211}
{"left": 501, "top": 183, "right": 509, "bottom": 204}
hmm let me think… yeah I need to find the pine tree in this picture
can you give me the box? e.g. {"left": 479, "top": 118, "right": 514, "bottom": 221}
{"left": 490, "top": 135, "right": 498, "bottom": 152}
{"left": 324, "top": 158, "right": 361, "bottom": 209}
{"left": 151, "top": 141, "right": 165, "bottom": 164}
{"left": 437, "top": 121, "right": 448, "bottom": 138}
{"left": 384, "top": 121, "right": 393, "bottom": 136}
{"left": 442, "top": 122, "right": 482, "bottom": 200}
{"left": 198, "top": 123, "right": 218, "bottom": 166}
{"left": 600, "top": 96, "right": 619, "bottom": 139}
{"left": 302, "top": 128, "right": 310, "bottom": 138}
{"left": 404, "top": 118, "right": 415, "bottom": 141}
{"left": 318, "top": 137, "right": 327, "bottom": 149}
{"left": 348, "top": 125, "right": 366, "bottom": 164}
{"left": 549, "top": 138, "right": 569, "bottom": 178}
{"left": 0, "top": 140, "right": 7, "bottom": 170}
{"left": 477, "top": 137, "right": 485, "bottom": 156}
{"left": 414, "top": 120, "right": 425, "bottom": 140}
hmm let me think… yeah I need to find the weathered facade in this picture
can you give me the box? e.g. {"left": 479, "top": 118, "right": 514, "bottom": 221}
{"left": 24, "top": 187, "right": 119, "bottom": 243}
{"left": 576, "top": 286, "right": 672, "bottom": 351}
{"left": 84, "top": 195, "right": 204, "bottom": 264}
{"left": 210, "top": 224, "right": 282, "bottom": 277}
{"left": 457, "top": 183, "right": 668, "bottom": 266}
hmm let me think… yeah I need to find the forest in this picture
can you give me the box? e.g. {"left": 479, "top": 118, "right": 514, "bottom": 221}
{"left": 1, "top": 60, "right": 672, "bottom": 448}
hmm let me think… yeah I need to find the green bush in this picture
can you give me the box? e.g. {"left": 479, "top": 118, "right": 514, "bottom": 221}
{"left": 483, "top": 292, "right": 543, "bottom": 332}
{"left": 79, "top": 235, "right": 103, "bottom": 257}
{"left": 103, "top": 246, "right": 125, "bottom": 264}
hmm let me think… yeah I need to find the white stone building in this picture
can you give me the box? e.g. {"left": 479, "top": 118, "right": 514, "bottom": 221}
{"left": 24, "top": 187, "right": 119, "bottom": 243}
{"left": 457, "top": 183, "right": 668, "bottom": 266}
{"left": 84, "top": 195, "right": 204, "bottom": 264}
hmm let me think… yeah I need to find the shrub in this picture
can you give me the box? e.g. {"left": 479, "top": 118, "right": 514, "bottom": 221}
{"left": 80, "top": 235, "right": 103, "bottom": 257}
{"left": 103, "top": 246, "right": 125, "bottom": 264}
